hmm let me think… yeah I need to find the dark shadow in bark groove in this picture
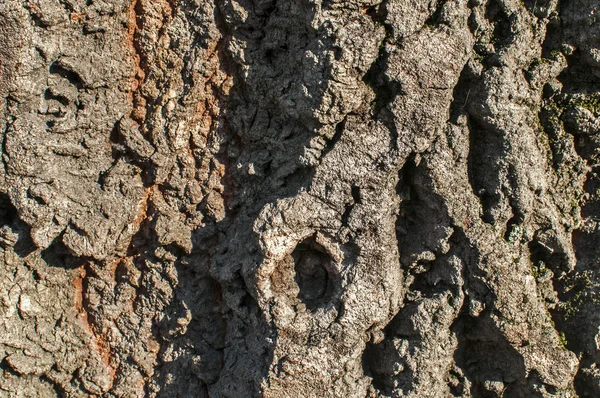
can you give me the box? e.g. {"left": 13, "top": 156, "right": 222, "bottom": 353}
{"left": 450, "top": 233, "right": 550, "bottom": 398}
{"left": 447, "top": 233, "right": 557, "bottom": 397}
{"left": 452, "top": 311, "right": 537, "bottom": 398}
{"left": 0, "top": 193, "right": 17, "bottom": 224}
{"left": 49, "top": 61, "right": 85, "bottom": 89}
{"left": 362, "top": 47, "right": 402, "bottom": 149}
{"left": 363, "top": 157, "right": 460, "bottom": 395}
{"left": 395, "top": 154, "right": 454, "bottom": 268}
{"left": 0, "top": 192, "right": 36, "bottom": 257}
{"left": 152, "top": 251, "right": 226, "bottom": 398}
{"left": 40, "top": 231, "right": 89, "bottom": 269}
{"left": 449, "top": 62, "right": 475, "bottom": 125}
{"left": 450, "top": 64, "right": 508, "bottom": 226}
{"left": 466, "top": 116, "right": 505, "bottom": 225}
{"left": 485, "top": 0, "right": 516, "bottom": 50}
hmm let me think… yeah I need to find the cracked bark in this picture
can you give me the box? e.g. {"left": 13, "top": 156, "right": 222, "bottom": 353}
{"left": 1, "top": 0, "right": 600, "bottom": 397}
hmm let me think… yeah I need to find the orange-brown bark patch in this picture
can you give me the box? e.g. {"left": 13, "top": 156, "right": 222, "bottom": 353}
{"left": 72, "top": 266, "right": 117, "bottom": 389}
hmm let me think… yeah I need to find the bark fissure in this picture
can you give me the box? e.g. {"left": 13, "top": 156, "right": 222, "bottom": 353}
{"left": 2, "top": 0, "right": 600, "bottom": 396}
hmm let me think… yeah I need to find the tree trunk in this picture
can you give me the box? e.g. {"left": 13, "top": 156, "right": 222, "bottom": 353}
{"left": 1, "top": 0, "right": 600, "bottom": 396}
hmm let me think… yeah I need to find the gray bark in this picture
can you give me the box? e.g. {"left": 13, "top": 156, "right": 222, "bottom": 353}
{"left": 1, "top": 0, "right": 600, "bottom": 396}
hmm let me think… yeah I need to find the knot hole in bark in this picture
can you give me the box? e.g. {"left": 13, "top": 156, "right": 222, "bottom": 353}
{"left": 291, "top": 235, "right": 336, "bottom": 311}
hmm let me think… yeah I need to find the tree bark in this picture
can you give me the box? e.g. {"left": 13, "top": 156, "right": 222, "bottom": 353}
{"left": 1, "top": 0, "right": 600, "bottom": 396}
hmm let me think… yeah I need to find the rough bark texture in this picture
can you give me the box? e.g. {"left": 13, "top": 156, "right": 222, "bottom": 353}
{"left": 1, "top": 0, "right": 600, "bottom": 396}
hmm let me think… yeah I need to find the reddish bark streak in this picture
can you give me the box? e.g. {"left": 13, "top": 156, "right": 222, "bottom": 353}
{"left": 72, "top": 266, "right": 116, "bottom": 389}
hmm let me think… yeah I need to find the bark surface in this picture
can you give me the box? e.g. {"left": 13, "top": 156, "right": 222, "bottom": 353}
{"left": 1, "top": 0, "right": 600, "bottom": 396}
